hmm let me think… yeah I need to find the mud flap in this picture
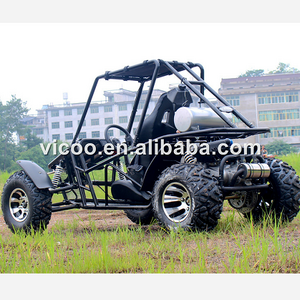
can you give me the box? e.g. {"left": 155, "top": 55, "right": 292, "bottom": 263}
{"left": 17, "top": 160, "right": 53, "bottom": 189}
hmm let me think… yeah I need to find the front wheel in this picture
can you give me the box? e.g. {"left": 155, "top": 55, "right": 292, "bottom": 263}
{"left": 152, "top": 164, "right": 223, "bottom": 231}
{"left": 1, "top": 171, "right": 52, "bottom": 233}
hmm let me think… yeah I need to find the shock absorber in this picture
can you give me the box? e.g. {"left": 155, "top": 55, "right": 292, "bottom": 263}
{"left": 184, "top": 152, "right": 197, "bottom": 164}
{"left": 52, "top": 165, "right": 64, "bottom": 187}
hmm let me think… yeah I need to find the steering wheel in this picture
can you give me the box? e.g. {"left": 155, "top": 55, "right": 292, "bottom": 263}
{"left": 104, "top": 124, "right": 133, "bottom": 147}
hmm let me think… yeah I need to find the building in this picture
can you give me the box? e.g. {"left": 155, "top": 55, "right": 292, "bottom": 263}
{"left": 23, "top": 84, "right": 203, "bottom": 143}
{"left": 218, "top": 73, "right": 300, "bottom": 149}
{"left": 28, "top": 88, "right": 166, "bottom": 143}
{"left": 19, "top": 112, "right": 48, "bottom": 142}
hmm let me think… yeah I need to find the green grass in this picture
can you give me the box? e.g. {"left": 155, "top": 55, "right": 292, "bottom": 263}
{"left": 0, "top": 171, "right": 10, "bottom": 191}
{"left": 278, "top": 152, "right": 300, "bottom": 174}
{"left": 0, "top": 211, "right": 300, "bottom": 273}
{"left": 0, "top": 153, "right": 300, "bottom": 273}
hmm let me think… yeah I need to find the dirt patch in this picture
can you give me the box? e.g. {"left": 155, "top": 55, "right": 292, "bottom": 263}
{"left": 0, "top": 209, "right": 136, "bottom": 237}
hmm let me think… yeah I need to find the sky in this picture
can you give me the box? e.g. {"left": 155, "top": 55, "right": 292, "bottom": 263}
{"left": 1, "top": 22, "right": 300, "bottom": 114}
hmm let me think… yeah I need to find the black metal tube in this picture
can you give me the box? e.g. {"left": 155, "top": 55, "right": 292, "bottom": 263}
{"left": 127, "top": 81, "right": 145, "bottom": 134}
{"left": 52, "top": 204, "right": 80, "bottom": 212}
{"left": 195, "top": 63, "right": 205, "bottom": 95}
{"left": 49, "top": 184, "right": 77, "bottom": 193}
{"left": 162, "top": 61, "right": 236, "bottom": 128}
{"left": 107, "top": 163, "right": 142, "bottom": 188}
{"left": 72, "top": 75, "right": 102, "bottom": 144}
{"left": 230, "top": 168, "right": 244, "bottom": 186}
{"left": 221, "top": 184, "right": 269, "bottom": 191}
{"left": 81, "top": 203, "right": 152, "bottom": 210}
{"left": 182, "top": 63, "right": 254, "bottom": 128}
{"left": 79, "top": 153, "right": 98, "bottom": 207}
{"left": 133, "top": 60, "right": 160, "bottom": 146}
{"left": 70, "top": 151, "right": 87, "bottom": 206}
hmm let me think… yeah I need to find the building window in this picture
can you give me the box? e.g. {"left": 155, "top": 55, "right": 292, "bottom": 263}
{"left": 77, "top": 120, "right": 86, "bottom": 126}
{"left": 91, "top": 106, "right": 99, "bottom": 114}
{"left": 107, "top": 129, "right": 113, "bottom": 137}
{"left": 65, "top": 133, "right": 73, "bottom": 140}
{"left": 119, "top": 116, "right": 128, "bottom": 123}
{"left": 78, "top": 132, "right": 87, "bottom": 139}
{"left": 51, "top": 110, "right": 59, "bottom": 117}
{"left": 105, "top": 117, "right": 113, "bottom": 125}
{"left": 91, "top": 118, "right": 99, "bottom": 126}
{"left": 52, "top": 134, "right": 60, "bottom": 140}
{"left": 65, "top": 121, "right": 73, "bottom": 128}
{"left": 259, "top": 109, "right": 299, "bottom": 121}
{"left": 64, "top": 109, "right": 72, "bottom": 116}
{"left": 134, "top": 115, "right": 141, "bottom": 123}
{"left": 52, "top": 122, "right": 60, "bottom": 129}
{"left": 261, "top": 126, "right": 300, "bottom": 138}
{"left": 137, "top": 101, "right": 145, "bottom": 110}
{"left": 107, "top": 96, "right": 114, "bottom": 102}
{"left": 118, "top": 104, "right": 127, "bottom": 111}
{"left": 77, "top": 108, "right": 84, "bottom": 114}
{"left": 104, "top": 105, "right": 113, "bottom": 112}
{"left": 258, "top": 92, "right": 299, "bottom": 105}
{"left": 225, "top": 95, "right": 240, "bottom": 106}
{"left": 92, "top": 131, "right": 100, "bottom": 138}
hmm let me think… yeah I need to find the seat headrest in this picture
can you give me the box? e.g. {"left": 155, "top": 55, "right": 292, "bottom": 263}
{"left": 167, "top": 84, "right": 193, "bottom": 110}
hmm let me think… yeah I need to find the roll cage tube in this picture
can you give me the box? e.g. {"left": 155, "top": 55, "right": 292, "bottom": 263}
{"left": 72, "top": 59, "right": 257, "bottom": 147}
{"left": 133, "top": 60, "right": 160, "bottom": 146}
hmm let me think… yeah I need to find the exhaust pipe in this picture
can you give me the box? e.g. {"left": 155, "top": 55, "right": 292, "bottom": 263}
{"left": 237, "top": 163, "right": 270, "bottom": 179}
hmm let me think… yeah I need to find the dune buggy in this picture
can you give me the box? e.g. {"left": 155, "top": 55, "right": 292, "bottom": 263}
{"left": 2, "top": 59, "right": 300, "bottom": 233}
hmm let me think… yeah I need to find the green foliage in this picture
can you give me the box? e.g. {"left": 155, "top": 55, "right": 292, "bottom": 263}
{"left": 0, "top": 95, "right": 29, "bottom": 171}
{"left": 7, "top": 140, "right": 67, "bottom": 172}
{"left": 18, "top": 127, "right": 43, "bottom": 151}
{"left": 278, "top": 153, "right": 300, "bottom": 174}
{"left": 264, "top": 139, "right": 298, "bottom": 156}
{"left": 268, "top": 62, "right": 300, "bottom": 74}
{"left": 239, "top": 62, "right": 300, "bottom": 78}
{"left": 239, "top": 69, "right": 265, "bottom": 77}
{"left": 0, "top": 95, "right": 29, "bottom": 142}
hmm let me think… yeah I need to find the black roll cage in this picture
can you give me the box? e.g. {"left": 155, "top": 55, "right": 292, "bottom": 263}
{"left": 50, "top": 59, "right": 270, "bottom": 212}
{"left": 73, "top": 59, "right": 267, "bottom": 146}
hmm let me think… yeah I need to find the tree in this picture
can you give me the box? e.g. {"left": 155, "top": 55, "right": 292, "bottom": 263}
{"left": 268, "top": 62, "right": 300, "bottom": 74}
{"left": 18, "top": 127, "right": 43, "bottom": 150}
{"left": 7, "top": 140, "right": 66, "bottom": 172}
{"left": 239, "top": 69, "right": 265, "bottom": 77}
{"left": 264, "top": 140, "right": 298, "bottom": 156}
{"left": 239, "top": 63, "right": 300, "bottom": 78}
{"left": 0, "top": 95, "right": 29, "bottom": 170}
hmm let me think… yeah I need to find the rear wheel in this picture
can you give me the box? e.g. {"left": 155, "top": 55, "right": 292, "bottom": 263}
{"left": 1, "top": 171, "right": 52, "bottom": 233}
{"left": 244, "top": 158, "right": 300, "bottom": 223}
{"left": 152, "top": 164, "right": 223, "bottom": 231}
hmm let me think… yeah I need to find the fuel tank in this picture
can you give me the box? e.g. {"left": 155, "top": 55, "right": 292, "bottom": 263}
{"left": 174, "top": 107, "right": 230, "bottom": 132}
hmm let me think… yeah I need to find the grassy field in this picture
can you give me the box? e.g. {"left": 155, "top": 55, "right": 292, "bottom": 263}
{"left": 0, "top": 208, "right": 299, "bottom": 273}
{"left": 0, "top": 154, "right": 299, "bottom": 273}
